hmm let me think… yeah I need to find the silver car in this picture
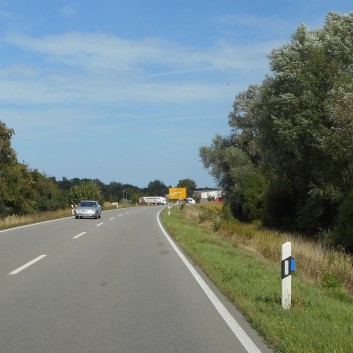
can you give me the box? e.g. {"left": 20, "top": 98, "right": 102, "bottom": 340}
{"left": 74, "top": 200, "right": 102, "bottom": 219}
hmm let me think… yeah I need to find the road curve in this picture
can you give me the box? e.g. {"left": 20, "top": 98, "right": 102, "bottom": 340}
{"left": 0, "top": 206, "right": 274, "bottom": 353}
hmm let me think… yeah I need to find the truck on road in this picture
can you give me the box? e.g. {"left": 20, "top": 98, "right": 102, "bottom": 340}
{"left": 139, "top": 196, "right": 167, "bottom": 205}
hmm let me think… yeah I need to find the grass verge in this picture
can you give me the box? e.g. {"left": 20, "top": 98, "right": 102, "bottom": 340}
{"left": 161, "top": 206, "right": 353, "bottom": 353}
{"left": 0, "top": 209, "right": 72, "bottom": 230}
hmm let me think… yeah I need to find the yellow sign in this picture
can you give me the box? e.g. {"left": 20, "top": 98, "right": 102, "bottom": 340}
{"left": 169, "top": 187, "right": 186, "bottom": 199}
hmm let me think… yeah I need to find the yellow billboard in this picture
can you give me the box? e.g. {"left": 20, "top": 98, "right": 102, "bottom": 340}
{"left": 169, "top": 187, "right": 187, "bottom": 200}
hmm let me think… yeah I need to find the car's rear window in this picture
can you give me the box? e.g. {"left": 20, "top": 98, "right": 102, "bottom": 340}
{"left": 80, "top": 201, "right": 96, "bottom": 207}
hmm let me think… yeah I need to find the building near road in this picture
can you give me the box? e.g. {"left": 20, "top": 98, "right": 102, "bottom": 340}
{"left": 194, "top": 190, "right": 223, "bottom": 202}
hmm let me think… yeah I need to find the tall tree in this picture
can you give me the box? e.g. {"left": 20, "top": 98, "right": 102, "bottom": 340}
{"left": 146, "top": 180, "right": 168, "bottom": 196}
{"left": 69, "top": 181, "right": 104, "bottom": 206}
{"left": 177, "top": 179, "right": 197, "bottom": 197}
{"left": 0, "top": 121, "right": 19, "bottom": 216}
{"left": 259, "top": 13, "right": 353, "bottom": 232}
{"left": 200, "top": 85, "right": 267, "bottom": 221}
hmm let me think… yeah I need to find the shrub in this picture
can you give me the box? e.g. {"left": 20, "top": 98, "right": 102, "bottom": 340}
{"left": 211, "top": 216, "right": 221, "bottom": 232}
{"left": 199, "top": 212, "right": 206, "bottom": 223}
{"left": 334, "top": 190, "right": 353, "bottom": 251}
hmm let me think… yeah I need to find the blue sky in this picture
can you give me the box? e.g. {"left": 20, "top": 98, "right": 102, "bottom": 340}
{"left": 0, "top": 1, "right": 351, "bottom": 188}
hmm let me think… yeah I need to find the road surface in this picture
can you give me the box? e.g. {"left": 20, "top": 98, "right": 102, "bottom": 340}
{"left": 0, "top": 206, "right": 274, "bottom": 353}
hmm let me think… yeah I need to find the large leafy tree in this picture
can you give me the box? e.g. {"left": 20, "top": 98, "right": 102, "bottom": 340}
{"left": 177, "top": 178, "right": 197, "bottom": 197}
{"left": 259, "top": 13, "right": 353, "bottom": 232}
{"left": 200, "top": 135, "right": 267, "bottom": 221}
{"left": 200, "top": 12, "right": 353, "bottom": 235}
{"left": 69, "top": 181, "right": 104, "bottom": 206}
{"left": 145, "top": 179, "right": 168, "bottom": 196}
{"left": 0, "top": 121, "right": 17, "bottom": 216}
{"left": 200, "top": 85, "right": 267, "bottom": 221}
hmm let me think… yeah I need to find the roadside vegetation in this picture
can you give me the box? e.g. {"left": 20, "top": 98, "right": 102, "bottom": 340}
{"left": 0, "top": 120, "right": 197, "bottom": 224}
{"left": 0, "top": 209, "right": 72, "bottom": 230}
{"left": 161, "top": 203, "right": 353, "bottom": 353}
{"left": 200, "top": 12, "right": 353, "bottom": 252}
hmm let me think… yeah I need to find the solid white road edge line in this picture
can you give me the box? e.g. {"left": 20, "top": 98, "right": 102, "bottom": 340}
{"left": 73, "top": 232, "right": 86, "bottom": 239}
{"left": 157, "top": 210, "right": 262, "bottom": 353}
{"left": 9, "top": 255, "right": 47, "bottom": 276}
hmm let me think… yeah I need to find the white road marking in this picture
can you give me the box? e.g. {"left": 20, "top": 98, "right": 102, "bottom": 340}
{"left": 118, "top": 214, "right": 123, "bottom": 217}
{"left": 96, "top": 223, "right": 103, "bottom": 227}
{"left": 73, "top": 232, "right": 86, "bottom": 239}
{"left": 110, "top": 217, "right": 114, "bottom": 220}
{"left": 157, "top": 210, "right": 262, "bottom": 353}
{"left": 9, "top": 255, "right": 47, "bottom": 276}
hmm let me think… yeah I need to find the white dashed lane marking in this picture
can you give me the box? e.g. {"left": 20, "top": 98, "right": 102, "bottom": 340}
{"left": 73, "top": 232, "right": 86, "bottom": 239}
{"left": 9, "top": 255, "right": 47, "bottom": 276}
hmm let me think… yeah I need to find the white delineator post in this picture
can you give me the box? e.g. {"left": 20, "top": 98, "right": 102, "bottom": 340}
{"left": 281, "top": 242, "right": 292, "bottom": 309}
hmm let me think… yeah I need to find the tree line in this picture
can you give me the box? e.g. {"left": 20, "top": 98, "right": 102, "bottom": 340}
{"left": 200, "top": 12, "right": 353, "bottom": 251}
{"left": 0, "top": 120, "right": 199, "bottom": 217}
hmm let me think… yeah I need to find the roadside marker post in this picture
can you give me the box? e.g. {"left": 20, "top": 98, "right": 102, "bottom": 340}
{"left": 281, "top": 242, "right": 295, "bottom": 309}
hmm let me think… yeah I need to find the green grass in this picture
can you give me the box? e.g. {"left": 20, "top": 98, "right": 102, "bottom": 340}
{"left": 161, "top": 207, "right": 353, "bottom": 353}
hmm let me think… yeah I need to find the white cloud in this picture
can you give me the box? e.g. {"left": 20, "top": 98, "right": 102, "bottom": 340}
{"left": 0, "top": 64, "right": 39, "bottom": 78}
{"left": 0, "top": 31, "right": 271, "bottom": 106}
{"left": 5, "top": 31, "right": 273, "bottom": 74}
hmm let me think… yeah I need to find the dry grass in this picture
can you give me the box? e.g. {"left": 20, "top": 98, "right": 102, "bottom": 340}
{"left": 184, "top": 202, "right": 353, "bottom": 295}
{"left": 0, "top": 209, "right": 72, "bottom": 230}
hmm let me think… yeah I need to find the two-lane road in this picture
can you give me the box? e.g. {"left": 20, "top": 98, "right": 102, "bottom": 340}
{"left": 0, "top": 206, "right": 273, "bottom": 353}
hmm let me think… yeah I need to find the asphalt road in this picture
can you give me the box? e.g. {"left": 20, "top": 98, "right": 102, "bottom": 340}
{"left": 0, "top": 206, "right": 274, "bottom": 353}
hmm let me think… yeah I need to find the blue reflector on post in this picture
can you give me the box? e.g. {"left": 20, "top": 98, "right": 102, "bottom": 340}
{"left": 290, "top": 258, "right": 295, "bottom": 273}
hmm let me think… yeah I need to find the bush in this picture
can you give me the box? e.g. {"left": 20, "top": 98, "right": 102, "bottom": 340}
{"left": 334, "top": 190, "right": 353, "bottom": 251}
{"left": 69, "top": 181, "right": 104, "bottom": 206}
{"left": 211, "top": 216, "right": 221, "bottom": 232}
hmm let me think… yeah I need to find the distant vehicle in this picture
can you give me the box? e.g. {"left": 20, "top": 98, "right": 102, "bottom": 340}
{"left": 139, "top": 196, "right": 167, "bottom": 205}
{"left": 75, "top": 200, "right": 102, "bottom": 219}
{"left": 186, "top": 198, "right": 196, "bottom": 204}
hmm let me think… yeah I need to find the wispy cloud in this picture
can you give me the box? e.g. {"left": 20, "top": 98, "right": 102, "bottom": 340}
{"left": 0, "top": 9, "right": 13, "bottom": 18}
{"left": 5, "top": 32, "right": 272, "bottom": 74}
{"left": 57, "top": 6, "right": 76, "bottom": 17}
{"left": 0, "top": 30, "right": 274, "bottom": 107}
{"left": 215, "top": 13, "right": 299, "bottom": 42}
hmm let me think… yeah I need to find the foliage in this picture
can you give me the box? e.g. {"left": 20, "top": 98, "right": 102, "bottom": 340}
{"left": 69, "top": 181, "right": 104, "bottom": 206}
{"left": 334, "top": 190, "right": 353, "bottom": 251}
{"left": 200, "top": 12, "right": 353, "bottom": 243}
{"left": 161, "top": 206, "right": 353, "bottom": 353}
{"left": 145, "top": 179, "right": 168, "bottom": 196}
{"left": 0, "top": 121, "right": 17, "bottom": 166}
{"left": 177, "top": 178, "right": 197, "bottom": 197}
{"left": 200, "top": 136, "right": 267, "bottom": 221}
{"left": 0, "top": 121, "right": 212, "bottom": 218}
{"left": 211, "top": 216, "right": 221, "bottom": 232}
{"left": 129, "top": 193, "right": 138, "bottom": 204}
{"left": 259, "top": 15, "right": 353, "bottom": 233}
